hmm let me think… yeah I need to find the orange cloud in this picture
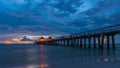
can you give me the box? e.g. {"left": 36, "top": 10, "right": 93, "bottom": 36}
{"left": 4, "top": 38, "right": 33, "bottom": 44}
{"left": 4, "top": 41, "right": 13, "bottom": 44}
{"left": 12, "top": 38, "right": 21, "bottom": 42}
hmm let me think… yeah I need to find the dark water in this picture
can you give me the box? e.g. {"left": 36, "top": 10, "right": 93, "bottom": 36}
{"left": 0, "top": 44, "right": 120, "bottom": 68}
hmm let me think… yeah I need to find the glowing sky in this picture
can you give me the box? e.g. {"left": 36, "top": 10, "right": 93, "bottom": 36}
{"left": 0, "top": 0, "right": 120, "bottom": 43}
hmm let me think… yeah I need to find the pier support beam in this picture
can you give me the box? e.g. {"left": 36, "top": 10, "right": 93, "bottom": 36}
{"left": 58, "top": 41, "right": 60, "bottom": 46}
{"left": 71, "top": 38, "right": 74, "bottom": 47}
{"left": 70, "top": 39, "right": 72, "bottom": 47}
{"left": 54, "top": 41, "right": 56, "bottom": 45}
{"left": 101, "top": 35, "right": 104, "bottom": 49}
{"left": 112, "top": 35, "right": 115, "bottom": 49}
{"left": 66, "top": 39, "right": 69, "bottom": 47}
{"left": 75, "top": 38, "right": 79, "bottom": 47}
{"left": 107, "top": 35, "right": 110, "bottom": 49}
{"left": 98, "top": 36, "right": 101, "bottom": 48}
{"left": 58, "top": 40, "right": 59, "bottom": 46}
{"left": 75, "top": 39, "right": 78, "bottom": 47}
{"left": 74, "top": 38, "right": 77, "bottom": 47}
{"left": 73, "top": 39, "right": 75, "bottom": 47}
{"left": 60, "top": 40, "right": 62, "bottom": 46}
{"left": 84, "top": 38, "right": 86, "bottom": 48}
{"left": 93, "top": 37, "right": 96, "bottom": 48}
{"left": 88, "top": 37, "right": 91, "bottom": 48}
{"left": 63, "top": 40, "right": 66, "bottom": 47}
{"left": 80, "top": 38, "right": 82, "bottom": 48}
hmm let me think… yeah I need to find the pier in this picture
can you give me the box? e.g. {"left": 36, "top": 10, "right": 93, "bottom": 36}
{"left": 46, "top": 24, "right": 120, "bottom": 49}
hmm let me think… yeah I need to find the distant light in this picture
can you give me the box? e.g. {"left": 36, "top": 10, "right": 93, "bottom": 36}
{"left": 40, "top": 64, "right": 48, "bottom": 68}
{"left": 47, "top": 36, "right": 53, "bottom": 41}
{"left": 39, "top": 37, "right": 45, "bottom": 43}
{"left": 104, "top": 58, "right": 109, "bottom": 62}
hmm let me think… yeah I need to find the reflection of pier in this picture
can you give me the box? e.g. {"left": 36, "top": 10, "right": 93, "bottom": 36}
{"left": 47, "top": 24, "right": 120, "bottom": 49}
{"left": 67, "top": 49, "right": 119, "bottom": 65}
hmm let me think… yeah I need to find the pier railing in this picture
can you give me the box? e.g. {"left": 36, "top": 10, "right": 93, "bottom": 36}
{"left": 56, "top": 24, "right": 120, "bottom": 39}
{"left": 47, "top": 24, "right": 120, "bottom": 49}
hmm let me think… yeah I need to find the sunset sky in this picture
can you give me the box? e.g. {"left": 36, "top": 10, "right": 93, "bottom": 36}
{"left": 0, "top": 0, "right": 120, "bottom": 44}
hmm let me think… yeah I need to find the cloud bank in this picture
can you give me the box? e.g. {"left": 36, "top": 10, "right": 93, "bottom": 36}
{"left": 0, "top": 0, "right": 120, "bottom": 43}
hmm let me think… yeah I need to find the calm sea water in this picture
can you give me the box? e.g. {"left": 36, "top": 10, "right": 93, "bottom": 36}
{"left": 0, "top": 44, "right": 120, "bottom": 68}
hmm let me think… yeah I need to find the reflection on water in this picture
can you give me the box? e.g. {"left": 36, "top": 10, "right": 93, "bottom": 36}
{"left": 0, "top": 44, "right": 120, "bottom": 68}
{"left": 40, "top": 45, "right": 48, "bottom": 68}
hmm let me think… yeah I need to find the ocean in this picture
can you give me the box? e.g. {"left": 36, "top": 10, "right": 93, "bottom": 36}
{"left": 0, "top": 44, "right": 120, "bottom": 68}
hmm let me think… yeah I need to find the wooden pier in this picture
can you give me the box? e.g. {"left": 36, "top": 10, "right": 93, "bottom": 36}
{"left": 46, "top": 24, "right": 120, "bottom": 49}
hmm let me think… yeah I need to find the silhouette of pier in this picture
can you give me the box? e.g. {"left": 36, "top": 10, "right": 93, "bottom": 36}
{"left": 47, "top": 24, "right": 120, "bottom": 49}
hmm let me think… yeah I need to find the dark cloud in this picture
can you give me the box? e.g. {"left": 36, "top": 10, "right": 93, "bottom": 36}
{"left": 20, "top": 36, "right": 33, "bottom": 41}
{"left": 51, "top": 0, "right": 83, "bottom": 17}
{"left": 110, "top": 12, "right": 120, "bottom": 23}
{"left": 0, "top": 0, "right": 120, "bottom": 42}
